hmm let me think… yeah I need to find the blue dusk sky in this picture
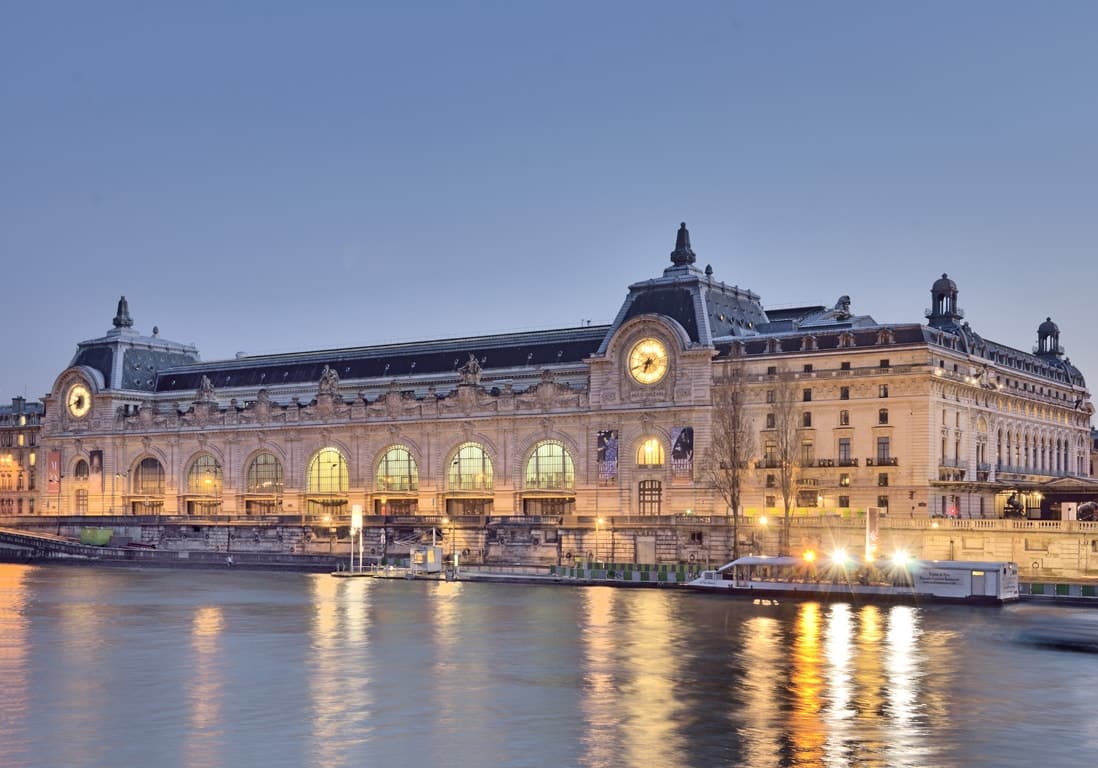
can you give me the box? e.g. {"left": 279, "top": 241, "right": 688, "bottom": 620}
{"left": 2, "top": 2, "right": 1095, "bottom": 403}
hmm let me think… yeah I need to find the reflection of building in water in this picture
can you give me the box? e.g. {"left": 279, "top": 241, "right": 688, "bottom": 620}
{"left": 186, "top": 606, "right": 224, "bottom": 768}
{"left": 791, "top": 603, "right": 827, "bottom": 764}
{"left": 580, "top": 588, "right": 620, "bottom": 767}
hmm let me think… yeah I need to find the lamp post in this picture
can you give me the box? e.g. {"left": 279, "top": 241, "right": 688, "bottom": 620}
{"left": 595, "top": 517, "right": 603, "bottom": 568}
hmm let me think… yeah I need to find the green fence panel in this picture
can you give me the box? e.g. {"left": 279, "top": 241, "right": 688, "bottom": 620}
{"left": 1056, "top": 584, "right": 1070, "bottom": 596}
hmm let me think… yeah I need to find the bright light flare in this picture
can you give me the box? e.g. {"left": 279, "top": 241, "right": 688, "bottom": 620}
{"left": 803, "top": 550, "right": 817, "bottom": 563}
{"left": 891, "top": 550, "right": 911, "bottom": 568}
{"left": 830, "top": 548, "right": 849, "bottom": 567}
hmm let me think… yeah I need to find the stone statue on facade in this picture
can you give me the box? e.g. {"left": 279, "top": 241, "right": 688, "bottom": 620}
{"left": 198, "top": 374, "right": 215, "bottom": 402}
{"left": 318, "top": 365, "right": 340, "bottom": 396}
{"left": 459, "top": 353, "right": 482, "bottom": 386}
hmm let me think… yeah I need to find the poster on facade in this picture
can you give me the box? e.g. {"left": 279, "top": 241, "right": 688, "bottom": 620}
{"left": 596, "top": 430, "right": 618, "bottom": 483}
{"left": 671, "top": 427, "right": 694, "bottom": 478}
{"left": 47, "top": 450, "right": 61, "bottom": 494}
{"left": 89, "top": 449, "right": 103, "bottom": 491}
{"left": 865, "top": 506, "right": 880, "bottom": 560}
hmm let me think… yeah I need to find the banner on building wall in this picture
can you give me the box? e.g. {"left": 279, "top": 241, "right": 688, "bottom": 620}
{"left": 47, "top": 450, "right": 61, "bottom": 495}
{"left": 89, "top": 450, "right": 103, "bottom": 492}
{"left": 596, "top": 430, "right": 618, "bottom": 483}
{"left": 865, "top": 507, "right": 881, "bottom": 561}
{"left": 671, "top": 427, "right": 694, "bottom": 478}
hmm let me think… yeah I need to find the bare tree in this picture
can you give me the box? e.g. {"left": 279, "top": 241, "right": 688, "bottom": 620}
{"left": 770, "top": 371, "right": 802, "bottom": 555}
{"left": 704, "top": 365, "right": 756, "bottom": 560}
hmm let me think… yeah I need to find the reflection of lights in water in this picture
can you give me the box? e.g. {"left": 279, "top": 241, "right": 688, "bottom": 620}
{"left": 884, "top": 605, "right": 924, "bottom": 768}
{"left": 618, "top": 591, "right": 685, "bottom": 768}
{"left": 738, "top": 616, "right": 783, "bottom": 768}
{"left": 186, "top": 605, "right": 224, "bottom": 768}
{"left": 791, "top": 603, "right": 826, "bottom": 766}
{"left": 0, "top": 566, "right": 30, "bottom": 763}
{"left": 430, "top": 580, "right": 464, "bottom": 728}
{"left": 823, "top": 603, "right": 855, "bottom": 766}
{"left": 580, "top": 587, "right": 619, "bottom": 768}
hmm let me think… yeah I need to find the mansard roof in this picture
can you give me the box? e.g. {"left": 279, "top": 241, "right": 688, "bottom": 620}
{"left": 155, "top": 326, "right": 608, "bottom": 394}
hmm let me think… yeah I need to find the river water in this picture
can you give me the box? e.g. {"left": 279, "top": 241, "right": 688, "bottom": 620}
{"left": 0, "top": 563, "right": 1095, "bottom": 768}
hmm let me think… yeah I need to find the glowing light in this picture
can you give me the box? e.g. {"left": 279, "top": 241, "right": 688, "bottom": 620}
{"left": 803, "top": 549, "right": 817, "bottom": 563}
{"left": 831, "top": 548, "right": 849, "bottom": 567}
{"left": 759, "top": 516, "right": 768, "bottom": 526}
{"left": 891, "top": 550, "right": 911, "bottom": 567}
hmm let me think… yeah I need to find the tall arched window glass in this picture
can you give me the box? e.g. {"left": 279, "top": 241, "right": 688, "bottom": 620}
{"left": 636, "top": 438, "right": 664, "bottom": 467}
{"left": 308, "top": 448, "right": 348, "bottom": 494}
{"left": 74, "top": 459, "right": 89, "bottom": 480}
{"left": 525, "top": 441, "right": 574, "bottom": 490}
{"left": 247, "top": 452, "right": 284, "bottom": 494}
{"left": 134, "top": 457, "right": 165, "bottom": 495}
{"left": 187, "top": 454, "right": 223, "bottom": 495}
{"left": 377, "top": 446, "right": 418, "bottom": 492}
{"left": 448, "top": 443, "right": 492, "bottom": 491}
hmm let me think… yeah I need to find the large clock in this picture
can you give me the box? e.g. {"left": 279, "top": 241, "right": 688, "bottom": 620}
{"left": 628, "top": 338, "right": 670, "bottom": 384}
{"left": 66, "top": 382, "right": 92, "bottom": 418}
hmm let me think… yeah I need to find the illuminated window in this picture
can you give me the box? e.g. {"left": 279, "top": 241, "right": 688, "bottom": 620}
{"left": 377, "top": 446, "right": 419, "bottom": 492}
{"left": 839, "top": 473, "right": 850, "bottom": 487}
{"left": 448, "top": 443, "right": 493, "bottom": 491}
{"left": 307, "top": 448, "right": 348, "bottom": 494}
{"left": 636, "top": 438, "right": 664, "bottom": 467}
{"left": 247, "top": 452, "right": 284, "bottom": 494}
{"left": 187, "top": 454, "right": 223, "bottom": 495}
{"left": 525, "top": 441, "right": 574, "bottom": 490}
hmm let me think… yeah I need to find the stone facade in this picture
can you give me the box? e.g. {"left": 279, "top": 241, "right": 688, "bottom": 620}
{"left": 32, "top": 225, "right": 1095, "bottom": 548}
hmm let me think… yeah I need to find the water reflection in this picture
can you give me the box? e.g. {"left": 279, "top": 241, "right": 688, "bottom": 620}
{"left": 0, "top": 566, "right": 30, "bottom": 768}
{"left": 185, "top": 605, "right": 225, "bottom": 768}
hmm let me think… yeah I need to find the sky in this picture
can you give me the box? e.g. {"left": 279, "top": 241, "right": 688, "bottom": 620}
{"left": 2, "top": 2, "right": 1096, "bottom": 404}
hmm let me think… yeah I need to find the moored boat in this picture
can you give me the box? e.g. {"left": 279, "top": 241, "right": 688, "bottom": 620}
{"left": 686, "top": 552, "right": 1019, "bottom": 605}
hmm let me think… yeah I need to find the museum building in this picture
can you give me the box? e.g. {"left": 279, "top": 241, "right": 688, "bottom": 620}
{"left": 37, "top": 224, "right": 1094, "bottom": 525}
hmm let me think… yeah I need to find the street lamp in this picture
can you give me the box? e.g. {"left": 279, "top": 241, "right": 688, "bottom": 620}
{"left": 595, "top": 517, "right": 604, "bottom": 567}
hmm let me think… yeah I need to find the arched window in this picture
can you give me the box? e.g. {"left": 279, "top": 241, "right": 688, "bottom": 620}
{"left": 636, "top": 438, "right": 664, "bottom": 467}
{"left": 377, "top": 446, "right": 419, "bottom": 492}
{"left": 448, "top": 443, "right": 492, "bottom": 491}
{"left": 134, "top": 457, "right": 165, "bottom": 495}
{"left": 525, "top": 441, "right": 575, "bottom": 490}
{"left": 187, "top": 454, "right": 223, "bottom": 495}
{"left": 247, "top": 452, "right": 284, "bottom": 494}
{"left": 307, "top": 448, "right": 348, "bottom": 494}
{"left": 74, "top": 459, "right": 89, "bottom": 480}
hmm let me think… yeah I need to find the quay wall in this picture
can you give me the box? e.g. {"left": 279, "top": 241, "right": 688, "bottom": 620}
{"left": 3, "top": 515, "right": 1097, "bottom": 582}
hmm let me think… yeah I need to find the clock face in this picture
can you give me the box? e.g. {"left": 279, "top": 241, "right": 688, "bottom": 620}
{"left": 67, "top": 383, "right": 92, "bottom": 418}
{"left": 628, "top": 338, "right": 670, "bottom": 384}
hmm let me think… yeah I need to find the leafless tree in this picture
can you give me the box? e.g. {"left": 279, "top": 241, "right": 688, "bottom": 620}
{"left": 704, "top": 365, "right": 756, "bottom": 560}
{"left": 769, "top": 370, "right": 802, "bottom": 555}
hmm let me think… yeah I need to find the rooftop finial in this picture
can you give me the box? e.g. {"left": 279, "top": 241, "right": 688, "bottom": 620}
{"left": 113, "top": 296, "right": 133, "bottom": 328}
{"left": 670, "top": 222, "right": 696, "bottom": 266}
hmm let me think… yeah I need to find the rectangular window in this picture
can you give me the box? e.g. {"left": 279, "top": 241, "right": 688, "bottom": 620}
{"left": 839, "top": 410, "right": 849, "bottom": 426}
{"left": 838, "top": 495, "right": 850, "bottom": 507}
{"left": 765, "top": 495, "right": 776, "bottom": 508}
{"left": 878, "top": 408, "right": 889, "bottom": 425}
{"left": 766, "top": 474, "right": 775, "bottom": 488}
{"left": 880, "top": 359, "right": 890, "bottom": 369}
{"left": 877, "top": 495, "right": 890, "bottom": 509}
{"left": 767, "top": 366, "right": 777, "bottom": 375}
{"left": 764, "top": 442, "right": 777, "bottom": 463}
{"left": 840, "top": 386, "right": 850, "bottom": 400}
{"left": 801, "top": 442, "right": 814, "bottom": 465}
{"left": 802, "top": 412, "right": 812, "bottom": 428}
{"left": 766, "top": 413, "right": 775, "bottom": 429}
{"left": 879, "top": 384, "right": 889, "bottom": 398}
{"left": 839, "top": 473, "right": 850, "bottom": 487}
{"left": 803, "top": 364, "right": 813, "bottom": 373}
{"left": 803, "top": 388, "right": 812, "bottom": 402}
{"left": 766, "top": 389, "right": 775, "bottom": 403}
{"left": 638, "top": 480, "right": 662, "bottom": 515}
{"left": 841, "top": 361, "right": 851, "bottom": 370}
{"left": 877, "top": 436, "right": 891, "bottom": 462}
{"left": 878, "top": 473, "right": 889, "bottom": 487}
{"left": 838, "top": 439, "right": 852, "bottom": 462}
{"left": 797, "top": 490, "right": 819, "bottom": 507}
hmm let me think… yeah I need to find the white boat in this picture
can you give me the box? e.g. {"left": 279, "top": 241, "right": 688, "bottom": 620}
{"left": 686, "top": 553, "right": 1019, "bottom": 604}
